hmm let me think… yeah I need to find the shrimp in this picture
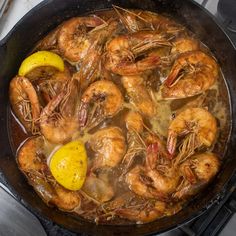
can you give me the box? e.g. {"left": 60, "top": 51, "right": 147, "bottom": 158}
{"left": 167, "top": 107, "right": 218, "bottom": 156}
{"left": 125, "top": 111, "right": 143, "bottom": 133}
{"left": 81, "top": 175, "right": 114, "bottom": 203}
{"left": 125, "top": 165, "right": 157, "bottom": 199}
{"left": 122, "top": 75, "right": 155, "bottom": 117}
{"left": 145, "top": 133, "right": 171, "bottom": 168}
{"left": 122, "top": 128, "right": 170, "bottom": 178}
{"left": 74, "top": 20, "right": 119, "bottom": 91}
{"left": 98, "top": 190, "right": 181, "bottom": 224}
{"left": 9, "top": 76, "right": 41, "bottom": 134}
{"left": 126, "top": 135, "right": 180, "bottom": 201}
{"left": 89, "top": 127, "right": 126, "bottom": 170}
{"left": 73, "top": 45, "right": 102, "bottom": 92}
{"left": 34, "top": 64, "right": 71, "bottom": 104}
{"left": 40, "top": 81, "right": 79, "bottom": 144}
{"left": 162, "top": 51, "right": 219, "bottom": 99}
{"left": 119, "top": 112, "right": 145, "bottom": 178}
{"left": 125, "top": 137, "right": 174, "bottom": 199}
{"left": 125, "top": 136, "right": 180, "bottom": 200}
{"left": 104, "top": 31, "right": 171, "bottom": 75}
{"left": 79, "top": 80, "right": 123, "bottom": 129}
{"left": 174, "top": 152, "right": 220, "bottom": 200}
{"left": 171, "top": 37, "right": 200, "bottom": 55}
{"left": 125, "top": 164, "right": 177, "bottom": 200}
{"left": 126, "top": 135, "right": 219, "bottom": 202}
{"left": 57, "top": 16, "right": 105, "bottom": 62}
{"left": 17, "top": 136, "right": 81, "bottom": 211}
{"left": 116, "top": 200, "right": 182, "bottom": 224}
{"left": 113, "top": 6, "right": 154, "bottom": 32}
{"left": 113, "top": 6, "right": 184, "bottom": 34}
{"left": 116, "top": 201, "right": 167, "bottom": 224}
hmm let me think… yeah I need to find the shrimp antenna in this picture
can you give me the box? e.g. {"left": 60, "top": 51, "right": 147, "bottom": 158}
{"left": 113, "top": 5, "right": 153, "bottom": 32}
{"left": 112, "top": 5, "right": 150, "bottom": 24}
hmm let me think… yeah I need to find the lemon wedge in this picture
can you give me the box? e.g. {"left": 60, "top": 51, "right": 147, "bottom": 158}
{"left": 18, "top": 51, "right": 64, "bottom": 76}
{"left": 50, "top": 140, "right": 87, "bottom": 191}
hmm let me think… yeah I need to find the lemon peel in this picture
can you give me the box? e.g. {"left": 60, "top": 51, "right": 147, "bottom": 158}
{"left": 18, "top": 51, "right": 64, "bottom": 76}
{"left": 50, "top": 140, "right": 87, "bottom": 191}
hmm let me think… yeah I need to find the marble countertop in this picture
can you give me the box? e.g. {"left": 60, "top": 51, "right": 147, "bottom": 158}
{"left": 0, "top": 0, "right": 43, "bottom": 40}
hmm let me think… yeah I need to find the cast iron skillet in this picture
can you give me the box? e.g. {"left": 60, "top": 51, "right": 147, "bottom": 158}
{"left": 0, "top": 0, "right": 236, "bottom": 235}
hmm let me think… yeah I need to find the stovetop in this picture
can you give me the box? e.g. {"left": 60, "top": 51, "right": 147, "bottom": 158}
{"left": 0, "top": 0, "right": 236, "bottom": 235}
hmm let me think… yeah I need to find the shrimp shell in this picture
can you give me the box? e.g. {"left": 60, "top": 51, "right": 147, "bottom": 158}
{"left": 9, "top": 76, "right": 41, "bottom": 133}
{"left": 90, "top": 126, "right": 127, "bottom": 169}
{"left": 162, "top": 51, "right": 219, "bottom": 99}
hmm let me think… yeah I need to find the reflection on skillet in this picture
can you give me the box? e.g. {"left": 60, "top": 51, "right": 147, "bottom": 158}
{"left": 8, "top": 6, "right": 230, "bottom": 224}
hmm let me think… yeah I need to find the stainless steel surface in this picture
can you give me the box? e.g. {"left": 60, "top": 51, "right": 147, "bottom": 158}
{"left": 220, "top": 215, "right": 236, "bottom": 236}
{"left": 0, "top": 185, "right": 46, "bottom": 236}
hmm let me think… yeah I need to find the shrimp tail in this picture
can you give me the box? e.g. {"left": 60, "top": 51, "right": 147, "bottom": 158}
{"left": 118, "top": 54, "right": 160, "bottom": 75}
{"left": 92, "top": 15, "right": 107, "bottom": 26}
{"left": 40, "top": 91, "right": 65, "bottom": 123}
{"left": 78, "top": 103, "right": 88, "bottom": 127}
{"left": 183, "top": 165, "right": 197, "bottom": 184}
{"left": 146, "top": 143, "right": 159, "bottom": 170}
{"left": 20, "top": 77, "right": 41, "bottom": 120}
{"left": 139, "top": 54, "right": 160, "bottom": 69}
{"left": 115, "top": 208, "right": 140, "bottom": 222}
{"left": 167, "top": 131, "right": 177, "bottom": 156}
{"left": 164, "top": 64, "right": 181, "bottom": 87}
{"left": 148, "top": 188, "right": 170, "bottom": 201}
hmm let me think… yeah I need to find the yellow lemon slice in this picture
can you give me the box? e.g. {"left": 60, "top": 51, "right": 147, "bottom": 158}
{"left": 50, "top": 140, "right": 87, "bottom": 191}
{"left": 18, "top": 51, "right": 64, "bottom": 76}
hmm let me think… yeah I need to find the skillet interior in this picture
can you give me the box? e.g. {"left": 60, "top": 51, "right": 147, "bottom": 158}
{"left": 0, "top": 0, "right": 236, "bottom": 235}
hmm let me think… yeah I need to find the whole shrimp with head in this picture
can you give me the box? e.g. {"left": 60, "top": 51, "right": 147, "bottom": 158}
{"left": 167, "top": 107, "right": 218, "bottom": 159}
{"left": 79, "top": 80, "right": 124, "bottom": 129}
{"left": 174, "top": 152, "right": 220, "bottom": 200}
{"left": 57, "top": 16, "right": 105, "bottom": 63}
{"left": 121, "top": 113, "right": 170, "bottom": 174}
{"left": 125, "top": 133, "right": 175, "bottom": 200}
{"left": 40, "top": 80, "right": 80, "bottom": 144}
{"left": 125, "top": 161, "right": 177, "bottom": 201}
{"left": 162, "top": 51, "right": 219, "bottom": 99}
{"left": 113, "top": 6, "right": 184, "bottom": 35}
{"left": 120, "top": 111, "right": 145, "bottom": 176}
{"left": 122, "top": 75, "right": 156, "bottom": 117}
{"left": 104, "top": 30, "right": 171, "bottom": 75}
{"left": 89, "top": 126, "right": 127, "bottom": 170}
{"left": 73, "top": 20, "right": 119, "bottom": 91}
{"left": 9, "top": 76, "right": 41, "bottom": 134}
{"left": 33, "top": 64, "right": 71, "bottom": 104}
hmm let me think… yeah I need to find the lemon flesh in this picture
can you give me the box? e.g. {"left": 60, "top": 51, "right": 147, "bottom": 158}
{"left": 50, "top": 140, "right": 87, "bottom": 191}
{"left": 18, "top": 51, "right": 64, "bottom": 76}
